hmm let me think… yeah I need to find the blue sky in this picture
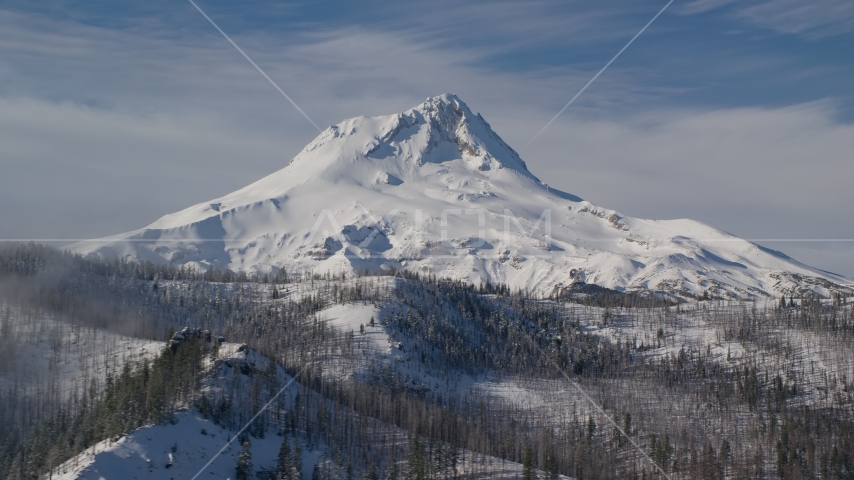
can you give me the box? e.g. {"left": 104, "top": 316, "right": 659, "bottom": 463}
{"left": 1, "top": 0, "right": 853, "bottom": 275}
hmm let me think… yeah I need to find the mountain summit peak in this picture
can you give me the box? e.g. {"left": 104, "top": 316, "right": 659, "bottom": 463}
{"left": 411, "top": 93, "right": 473, "bottom": 120}
{"left": 285, "top": 94, "right": 533, "bottom": 182}
{"left": 420, "top": 92, "right": 466, "bottom": 107}
{"left": 69, "top": 96, "right": 852, "bottom": 299}
{"left": 404, "top": 93, "right": 531, "bottom": 174}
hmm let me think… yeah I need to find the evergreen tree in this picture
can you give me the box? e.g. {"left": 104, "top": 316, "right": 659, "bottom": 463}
{"left": 294, "top": 439, "right": 303, "bottom": 479}
{"left": 406, "top": 436, "right": 426, "bottom": 480}
{"left": 650, "top": 435, "right": 673, "bottom": 473}
{"left": 719, "top": 439, "right": 731, "bottom": 477}
{"left": 544, "top": 453, "right": 559, "bottom": 480}
{"left": 384, "top": 450, "right": 399, "bottom": 480}
{"left": 362, "top": 462, "right": 379, "bottom": 480}
{"left": 277, "top": 436, "right": 297, "bottom": 480}
{"left": 237, "top": 441, "right": 253, "bottom": 480}
{"left": 587, "top": 416, "right": 596, "bottom": 440}
{"left": 522, "top": 446, "right": 536, "bottom": 480}
{"left": 618, "top": 412, "right": 633, "bottom": 446}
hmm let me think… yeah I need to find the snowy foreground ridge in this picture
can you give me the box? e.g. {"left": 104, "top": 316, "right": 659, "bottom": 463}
{"left": 54, "top": 340, "right": 558, "bottom": 480}
{"left": 71, "top": 94, "right": 851, "bottom": 299}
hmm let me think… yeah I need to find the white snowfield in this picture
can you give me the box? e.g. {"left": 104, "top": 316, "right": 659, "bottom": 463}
{"left": 53, "top": 410, "right": 284, "bottom": 480}
{"left": 70, "top": 94, "right": 851, "bottom": 299}
{"left": 53, "top": 343, "right": 312, "bottom": 480}
{"left": 0, "top": 303, "right": 162, "bottom": 421}
{"left": 53, "top": 341, "right": 566, "bottom": 480}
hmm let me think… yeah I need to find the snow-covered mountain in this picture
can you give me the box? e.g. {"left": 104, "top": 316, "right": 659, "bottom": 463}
{"left": 70, "top": 94, "right": 851, "bottom": 299}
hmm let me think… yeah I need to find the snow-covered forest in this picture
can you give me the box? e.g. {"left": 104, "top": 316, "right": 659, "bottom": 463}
{"left": 1, "top": 243, "right": 853, "bottom": 479}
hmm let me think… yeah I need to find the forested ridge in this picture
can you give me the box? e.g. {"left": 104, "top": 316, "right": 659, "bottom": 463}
{"left": 1, "top": 243, "right": 853, "bottom": 479}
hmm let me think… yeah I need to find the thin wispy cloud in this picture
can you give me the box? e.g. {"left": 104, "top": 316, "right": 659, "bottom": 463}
{"left": 739, "top": 0, "right": 854, "bottom": 38}
{"left": 678, "top": 0, "right": 738, "bottom": 15}
{"left": 377, "top": 1, "right": 630, "bottom": 54}
{"left": 0, "top": 4, "right": 852, "bottom": 275}
{"left": 680, "top": 0, "right": 854, "bottom": 38}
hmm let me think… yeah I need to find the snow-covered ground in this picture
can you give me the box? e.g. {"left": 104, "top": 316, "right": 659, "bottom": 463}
{"left": 320, "top": 303, "right": 389, "bottom": 354}
{"left": 53, "top": 339, "right": 570, "bottom": 480}
{"left": 316, "top": 301, "right": 491, "bottom": 403}
{"left": 69, "top": 94, "right": 853, "bottom": 300}
{"left": 311, "top": 294, "right": 854, "bottom": 431}
{"left": 565, "top": 300, "right": 854, "bottom": 406}
{"left": 53, "top": 410, "right": 291, "bottom": 480}
{"left": 54, "top": 411, "right": 566, "bottom": 480}
{"left": 34, "top": 287, "right": 850, "bottom": 479}
{"left": 52, "top": 340, "right": 313, "bottom": 480}
{"left": 0, "top": 302, "right": 162, "bottom": 422}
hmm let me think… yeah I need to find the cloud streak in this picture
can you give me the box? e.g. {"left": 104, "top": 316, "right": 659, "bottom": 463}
{"left": 680, "top": 0, "right": 854, "bottom": 38}
{"left": 0, "top": 5, "right": 852, "bottom": 275}
{"left": 523, "top": 101, "right": 854, "bottom": 272}
{"left": 738, "top": 0, "right": 854, "bottom": 38}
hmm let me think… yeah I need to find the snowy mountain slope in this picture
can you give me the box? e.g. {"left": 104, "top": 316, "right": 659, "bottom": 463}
{"left": 53, "top": 340, "right": 568, "bottom": 480}
{"left": 0, "top": 302, "right": 162, "bottom": 427}
{"left": 53, "top": 342, "right": 310, "bottom": 480}
{"left": 316, "top": 301, "right": 604, "bottom": 423}
{"left": 69, "top": 94, "right": 852, "bottom": 299}
{"left": 316, "top": 295, "right": 854, "bottom": 433}
{"left": 53, "top": 410, "right": 292, "bottom": 480}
